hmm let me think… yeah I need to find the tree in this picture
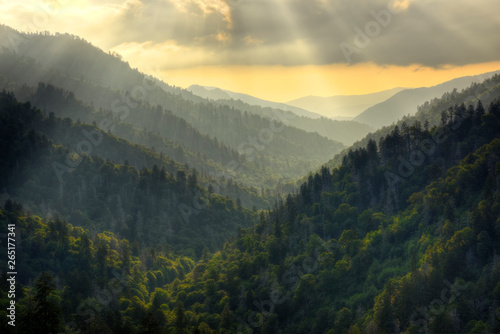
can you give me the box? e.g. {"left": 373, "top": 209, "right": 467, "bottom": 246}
{"left": 141, "top": 311, "right": 162, "bottom": 334}
{"left": 475, "top": 100, "right": 485, "bottom": 123}
{"left": 95, "top": 238, "right": 109, "bottom": 284}
{"left": 188, "top": 168, "right": 198, "bottom": 190}
{"left": 334, "top": 308, "right": 353, "bottom": 334}
{"left": 175, "top": 302, "right": 188, "bottom": 334}
{"left": 79, "top": 232, "right": 92, "bottom": 271}
{"left": 374, "top": 280, "right": 395, "bottom": 333}
{"left": 195, "top": 322, "right": 212, "bottom": 334}
{"left": 121, "top": 239, "right": 131, "bottom": 273}
{"left": 219, "top": 303, "right": 232, "bottom": 330}
{"left": 176, "top": 170, "right": 187, "bottom": 193}
{"left": 21, "top": 272, "right": 62, "bottom": 334}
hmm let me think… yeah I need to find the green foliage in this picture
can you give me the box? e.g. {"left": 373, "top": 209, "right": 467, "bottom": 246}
{"left": 0, "top": 205, "right": 200, "bottom": 333}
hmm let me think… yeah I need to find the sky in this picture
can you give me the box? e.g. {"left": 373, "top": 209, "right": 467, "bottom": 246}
{"left": 1, "top": 0, "right": 500, "bottom": 102}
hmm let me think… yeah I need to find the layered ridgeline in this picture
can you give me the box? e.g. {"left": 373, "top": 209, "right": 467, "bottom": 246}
{"left": 2, "top": 88, "right": 499, "bottom": 332}
{"left": 4, "top": 82, "right": 279, "bottom": 209}
{"left": 0, "top": 25, "right": 344, "bottom": 188}
{"left": 189, "top": 96, "right": 373, "bottom": 147}
{"left": 0, "top": 91, "right": 257, "bottom": 254}
{"left": 187, "top": 85, "right": 374, "bottom": 146}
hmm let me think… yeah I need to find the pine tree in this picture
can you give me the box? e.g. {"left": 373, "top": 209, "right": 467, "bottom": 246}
{"left": 219, "top": 303, "right": 232, "bottom": 329}
{"left": 175, "top": 302, "right": 188, "bottom": 334}
{"left": 141, "top": 311, "right": 162, "bottom": 334}
{"left": 21, "top": 272, "right": 62, "bottom": 334}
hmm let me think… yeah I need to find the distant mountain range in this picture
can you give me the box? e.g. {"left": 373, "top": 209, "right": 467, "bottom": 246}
{"left": 187, "top": 84, "right": 374, "bottom": 146}
{"left": 287, "top": 87, "right": 406, "bottom": 119}
{"left": 188, "top": 71, "right": 500, "bottom": 145}
{"left": 353, "top": 71, "right": 500, "bottom": 128}
{"left": 187, "top": 84, "right": 323, "bottom": 119}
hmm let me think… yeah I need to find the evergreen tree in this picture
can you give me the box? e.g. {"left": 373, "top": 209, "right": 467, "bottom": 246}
{"left": 21, "top": 272, "right": 62, "bottom": 334}
{"left": 175, "top": 302, "right": 188, "bottom": 334}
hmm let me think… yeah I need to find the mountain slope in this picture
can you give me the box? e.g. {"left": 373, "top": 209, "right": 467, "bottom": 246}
{"left": 0, "top": 91, "right": 256, "bottom": 252}
{"left": 0, "top": 26, "right": 344, "bottom": 185}
{"left": 287, "top": 87, "right": 406, "bottom": 119}
{"left": 0, "top": 203, "right": 199, "bottom": 332}
{"left": 22, "top": 83, "right": 279, "bottom": 208}
{"left": 354, "top": 71, "right": 500, "bottom": 128}
{"left": 193, "top": 96, "right": 374, "bottom": 146}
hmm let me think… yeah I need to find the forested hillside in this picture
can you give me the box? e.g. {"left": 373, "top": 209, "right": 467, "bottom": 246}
{"left": 326, "top": 74, "right": 500, "bottom": 170}
{"left": 0, "top": 203, "right": 198, "bottom": 333}
{"left": 149, "top": 98, "right": 500, "bottom": 333}
{"left": 0, "top": 91, "right": 256, "bottom": 254}
{"left": 2, "top": 81, "right": 285, "bottom": 208}
{"left": 202, "top": 98, "right": 373, "bottom": 146}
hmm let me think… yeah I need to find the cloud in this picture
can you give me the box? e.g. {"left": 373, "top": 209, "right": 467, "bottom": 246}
{"left": 1, "top": 0, "right": 499, "bottom": 68}
{"left": 223, "top": 0, "right": 500, "bottom": 67}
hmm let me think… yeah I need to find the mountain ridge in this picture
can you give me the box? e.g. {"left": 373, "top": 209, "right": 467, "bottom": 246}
{"left": 187, "top": 84, "right": 374, "bottom": 146}
{"left": 354, "top": 70, "right": 500, "bottom": 128}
